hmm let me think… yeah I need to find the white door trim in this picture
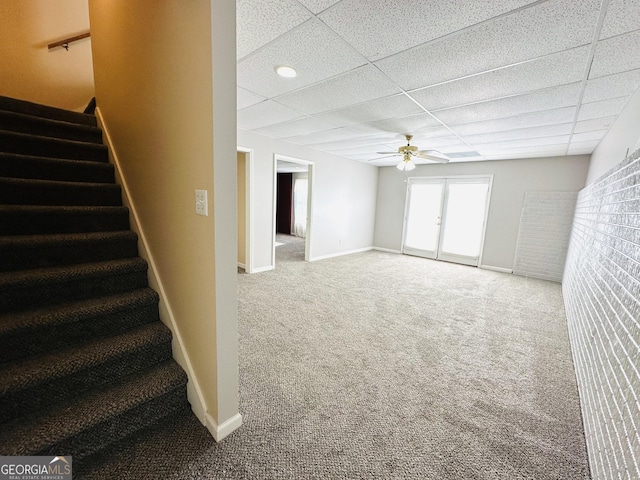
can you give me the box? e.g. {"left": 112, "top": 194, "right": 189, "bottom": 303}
{"left": 272, "top": 154, "right": 315, "bottom": 266}
{"left": 237, "top": 146, "right": 254, "bottom": 273}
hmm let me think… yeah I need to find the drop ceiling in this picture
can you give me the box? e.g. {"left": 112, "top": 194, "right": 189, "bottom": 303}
{"left": 237, "top": 0, "right": 640, "bottom": 165}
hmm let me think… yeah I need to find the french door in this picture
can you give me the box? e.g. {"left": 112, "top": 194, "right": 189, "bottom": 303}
{"left": 402, "top": 176, "right": 492, "bottom": 266}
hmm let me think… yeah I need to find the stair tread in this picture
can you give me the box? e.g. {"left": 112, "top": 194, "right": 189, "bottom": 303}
{"left": 0, "top": 322, "right": 171, "bottom": 395}
{"left": 0, "top": 288, "right": 159, "bottom": 337}
{"left": 0, "top": 96, "right": 97, "bottom": 126}
{"left": 0, "top": 230, "right": 137, "bottom": 246}
{"left": 0, "top": 151, "right": 113, "bottom": 168}
{"left": 0, "top": 110, "right": 102, "bottom": 143}
{"left": 0, "top": 360, "right": 187, "bottom": 456}
{"left": 0, "top": 176, "right": 117, "bottom": 189}
{"left": 0, "top": 204, "right": 127, "bottom": 214}
{"left": 0, "top": 130, "right": 107, "bottom": 150}
{"left": 0, "top": 257, "right": 148, "bottom": 287}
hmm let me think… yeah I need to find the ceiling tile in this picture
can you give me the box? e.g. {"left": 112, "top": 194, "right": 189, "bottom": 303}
{"left": 237, "top": 100, "right": 304, "bottom": 129}
{"left": 285, "top": 127, "right": 369, "bottom": 145}
{"left": 275, "top": 65, "right": 402, "bottom": 114}
{"left": 599, "top": 0, "right": 640, "bottom": 39}
{"left": 319, "top": 0, "right": 538, "bottom": 61}
{"left": 589, "top": 29, "right": 640, "bottom": 78}
{"left": 567, "top": 148, "right": 595, "bottom": 155}
{"left": 484, "top": 149, "right": 568, "bottom": 160}
{"left": 577, "top": 97, "right": 630, "bottom": 121}
{"left": 471, "top": 135, "right": 571, "bottom": 150}
{"left": 237, "top": 0, "right": 311, "bottom": 59}
{"left": 254, "top": 116, "right": 340, "bottom": 138}
{"left": 479, "top": 144, "right": 569, "bottom": 156}
{"left": 296, "top": 0, "right": 341, "bottom": 14}
{"left": 312, "top": 94, "right": 424, "bottom": 128}
{"left": 412, "top": 135, "right": 467, "bottom": 149}
{"left": 570, "top": 130, "right": 608, "bottom": 143}
{"left": 433, "top": 83, "right": 582, "bottom": 125}
{"left": 237, "top": 87, "right": 266, "bottom": 110}
{"left": 449, "top": 107, "right": 577, "bottom": 136}
{"left": 583, "top": 68, "right": 640, "bottom": 103}
{"left": 462, "top": 124, "right": 574, "bottom": 145}
{"left": 306, "top": 135, "right": 399, "bottom": 151}
{"left": 237, "top": 20, "right": 366, "bottom": 98}
{"left": 374, "top": 0, "right": 601, "bottom": 90}
{"left": 358, "top": 113, "right": 443, "bottom": 136}
{"left": 330, "top": 143, "right": 401, "bottom": 156}
{"left": 574, "top": 116, "right": 616, "bottom": 133}
{"left": 568, "top": 140, "right": 600, "bottom": 150}
{"left": 408, "top": 46, "right": 590, "bottom": 111}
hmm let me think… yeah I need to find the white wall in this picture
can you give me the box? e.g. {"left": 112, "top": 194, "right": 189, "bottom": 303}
{"left": 588, "top": 85, "right": 640, "bottom": 184}
{"left": 237, "top": 130, "right": 378, "bottom": 270}
{"left": 374, "top": 155, "right": 590, "bottom": 271}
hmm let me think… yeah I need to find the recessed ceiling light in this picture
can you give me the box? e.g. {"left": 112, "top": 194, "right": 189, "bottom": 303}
{"left": 275, "top": 65, "right": 297, "bottom": 78}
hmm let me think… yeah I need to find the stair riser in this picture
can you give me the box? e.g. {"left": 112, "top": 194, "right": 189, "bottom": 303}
{"left": 0, "top": 302, "right": 160, "bottom": 363}
{"left": 0, "top": 96, "right": 97, "bottom": 127}
{"left": 0, "top": 236, "right": 139, "bottom": 271}
{"left": 0, "top": 153, "right": 115, "bottom": 183}
{"left": 0, "top": 208, "right": 130, "bottom": 235}
{"left": 43, "top": 386, "right": 187, "bottom": 461}
{"left": 0, "top": 113, "right": 103, "bottom": 144}
{"left": 0, "top": 339, "right": 173, "bottom": 424}
{"left": 0, "top": 132, "right": 108, "bottom": 162}
{"left": 0, "top": 182, "right": 122, "bottom": 206}
{"left": 0, "top": 270, "right": 149, "bottom": 313}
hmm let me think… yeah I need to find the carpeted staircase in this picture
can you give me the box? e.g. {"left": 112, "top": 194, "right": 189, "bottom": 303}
{"left": 0, "top": 96, "right": 189, "bottom": 469}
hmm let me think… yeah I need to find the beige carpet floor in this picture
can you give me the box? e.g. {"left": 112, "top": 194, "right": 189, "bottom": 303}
{"left": 81, "top": 235, "right": 590, "bottom": 479}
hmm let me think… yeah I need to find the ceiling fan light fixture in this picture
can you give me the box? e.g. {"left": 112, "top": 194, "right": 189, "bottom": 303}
{"left": 275, "top": 65, "right": 297, "bottom": 78}
{"left": 396, "top": 159, "right": 416, "bottom": 171}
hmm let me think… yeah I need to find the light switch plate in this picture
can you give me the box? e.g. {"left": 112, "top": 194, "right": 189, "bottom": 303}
{"left": 195, "top": 189, "right": 208, "bottom": 216}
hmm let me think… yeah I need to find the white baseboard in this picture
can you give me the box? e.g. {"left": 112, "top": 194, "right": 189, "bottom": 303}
{"left": 309, "top": 246, "right": 373, "bottom": 262}
{"left": 206, "top": 412, "right": 243, "bottom": 442}
{"left": 96, "top": 108, "right": 209, "bottom": 427}
{"left": 252, "top": 264, "right": 274, "bottom": 273}
{"left": 372, "top": 247, "right": 402, "bottom": 254}
{"left": 479, "top": 264, "right": 513, "bottom": 274}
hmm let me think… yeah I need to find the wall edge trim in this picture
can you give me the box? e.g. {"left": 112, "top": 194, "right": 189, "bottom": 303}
{"left": 206, "top": 412, "right": 243, "bottom": 442}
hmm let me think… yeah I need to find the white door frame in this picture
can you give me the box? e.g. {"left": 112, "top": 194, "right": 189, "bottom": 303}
{"left": 402, "top": 174, "right": 493, "bottom": 267}
{"left": 272, "top": 154, "right": 314, "bottom": 266}
{"left": 237, "top": 146, "right": 254, "bottom": 273}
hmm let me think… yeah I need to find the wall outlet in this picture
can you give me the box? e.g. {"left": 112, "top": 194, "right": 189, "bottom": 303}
{"left": 195, "top": 189, "right": 208, "bottom": 216}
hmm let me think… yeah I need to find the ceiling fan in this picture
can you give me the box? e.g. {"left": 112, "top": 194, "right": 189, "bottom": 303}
{"left": 375, "top": 134, "right": 449, "bottom": 171}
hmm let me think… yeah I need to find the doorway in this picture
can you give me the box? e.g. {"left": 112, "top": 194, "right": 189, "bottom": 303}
{"left": 272, "top": 154, "right": 314, "bottom": 266}
{"left": 402, "top": 176, "right": 492, "bottom": 267}
{"left": 237, "top": 147, "right": 253, "bottom": 273}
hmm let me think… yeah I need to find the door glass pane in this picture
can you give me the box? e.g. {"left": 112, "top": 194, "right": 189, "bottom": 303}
{"left": 405, "top": 182, "right": 443, "bottom": 253}
{"left": 440, "top": 182, "right": 489, "bottom": 258}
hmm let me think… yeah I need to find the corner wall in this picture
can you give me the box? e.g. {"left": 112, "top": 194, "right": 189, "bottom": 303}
{"left": 89, "top": 0, "right": 240, "bottom": 439}
{"left": 373, "top": 155, "right": 590, "bottom": 271}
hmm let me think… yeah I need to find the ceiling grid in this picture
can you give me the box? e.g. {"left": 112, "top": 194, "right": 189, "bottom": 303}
{"left": 237, "top": 0, "right": 640, "bottom": 165}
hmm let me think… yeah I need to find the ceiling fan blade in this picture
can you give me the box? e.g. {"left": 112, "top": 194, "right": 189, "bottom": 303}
{"left": 376, "top": 151, "right": 399, "bottom": 155}
{"left": 414, "top": 152, "right": 450, "bottom": 163}
{"left": 368, "top": 155, "right": 399, "bottom": 162}
{"left": 416, "top": 149, "right": 446, "bottom": 156}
